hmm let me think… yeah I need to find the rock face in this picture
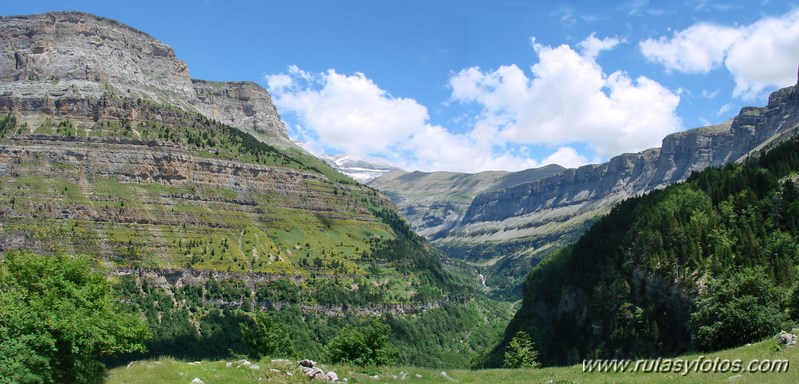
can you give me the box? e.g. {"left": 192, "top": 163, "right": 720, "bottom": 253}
{"left": 192, "top": 80, "right": 288, "bottom": 139}
{"left": 0, "top": 11, "right": 446, "bottom": 300}
{"left": 369, "top": 165, "right": 565, "bottom": 240}
{"left": 0, "top": 12, "right": 288, "bottom": 141}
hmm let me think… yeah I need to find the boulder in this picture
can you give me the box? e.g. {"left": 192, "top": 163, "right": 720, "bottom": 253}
{"left": 237, "top": 359, "right": 251, "bottom": 367}
{"left": 778, "top": 331, "right": 797, "bottom": 347}
{"left": 299, "top": 359, "right": 317, "bottom": 368}
{"left": 325, "top": 371, "right": 339, "bottom": 381}
{"left": 303, "top": 367, "right": 324, "bottom": 379}
{"left": 439, "top": 371, "right": 457, "bottom": 382}
{"left": 190, "top": 378, "right": 204, "bottom": 384}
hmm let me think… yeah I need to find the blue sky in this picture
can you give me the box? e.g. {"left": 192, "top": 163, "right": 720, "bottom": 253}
{"left": 3, "top": 0, "right": 799, "bottom": 172}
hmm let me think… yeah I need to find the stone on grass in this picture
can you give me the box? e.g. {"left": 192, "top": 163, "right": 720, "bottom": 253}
{"left": 325, "top": 371, "right": 339, "bottom": 381}
{"left": 303, "top": 367, "right": 324, "bottom": 379}
{"left": 439, "top": 371, "right": 458, "bottom": 382}
{"left": 778, "top": 331, "right": 797, "bottom": 347}
{"left": 190, "top": 378, "right": 204, "bottom": 384}
{"left": 299, "top": 359, "right": 317, "bottom": 368}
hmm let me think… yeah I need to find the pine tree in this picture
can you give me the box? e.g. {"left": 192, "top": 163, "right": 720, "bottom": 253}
{"left": 503, "top": 331, "right": 540, "bottom": 369}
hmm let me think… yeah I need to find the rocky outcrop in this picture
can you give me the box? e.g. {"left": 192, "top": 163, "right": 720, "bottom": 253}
{"left": 192, "top": 80, "right": 288, "bottom": 139}
{"left": 0, "top": 12, "right": 195, "bottom": 106}
{"left": 0, "top": 12, "right": 288, "bottom": 141}
{"left": 299, "top": 360, "right": 339, "bottom": 381}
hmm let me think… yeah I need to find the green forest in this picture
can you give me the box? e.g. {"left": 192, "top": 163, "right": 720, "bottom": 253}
{"left": 489, "top": 135, "right": 799, "bottom": 367}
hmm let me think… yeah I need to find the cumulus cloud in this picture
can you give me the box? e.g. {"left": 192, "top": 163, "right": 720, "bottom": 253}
{"left": 450, "top": 35, "right": 681, "bottom": 158}
{"left": 267, "top": 34, "right": 682, "bottom": 172}
{"left": 639, "top": 24, "right": 741, "bottom": 73}
{"left": 265, "top": 68, "right": 429, "bottom": 157}
{"left": 640, "top": 9, "right": 799, "bottom": 98}
{"left": 266, "top": 67, "right": 541, "bottom": 172}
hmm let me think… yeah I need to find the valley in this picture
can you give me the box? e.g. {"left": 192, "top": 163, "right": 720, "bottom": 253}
{"left": 1, "top": 9, "right": 798, "bottom": 384}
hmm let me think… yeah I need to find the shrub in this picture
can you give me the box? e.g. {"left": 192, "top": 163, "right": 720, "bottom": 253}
{"left": 503, "top": 331, "right": 540, "bottom": 369}
{"left": 0, "top": 251, "right": 149, "bottom": 384}
{"left": 690, "top": 268, "right": 792, "bottom": 351}
{"left": 324, "top": 320, "right": 397, "bottom": 366}
{"left": 240, "top": 312, "right": 295, "bottom": 359}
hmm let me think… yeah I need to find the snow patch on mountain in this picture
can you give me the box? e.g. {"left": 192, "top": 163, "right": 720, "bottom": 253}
{"left": 321, "top": 154, "right": 401, "bottom": 183}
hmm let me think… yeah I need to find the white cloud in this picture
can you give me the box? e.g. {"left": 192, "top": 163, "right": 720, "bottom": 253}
{"left": 579, "top": 33, "right": 621, "bottom": 59}
{"left": 267, "top": 34, "right": 682, "bottom": 173}
{"left": 267, "top": 68, "right": 545, "bottom": 172}
{"left": 450, "top": 35, "right": 681, "bottom": 158}
{"left": 541, "top": 147, "right": 593, "bottom": 169}
{"left": 265, "top": 73, "right": 293, "bottom": 90}
{"left": 640, "top": 24, "right": 741, "bottom": 73}
{"left": 265, "top": 69, "right": 429, "bottom": 157}
{"left": 640, "top": 9, "right": 799, "bottom": 98}
{"left": 715, "top": 102, "right": 734, "bottom": 117}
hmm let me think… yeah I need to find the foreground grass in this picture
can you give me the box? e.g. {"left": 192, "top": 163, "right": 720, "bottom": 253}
{"left": 107, "top": 334, "right": 798, "bottom": 384}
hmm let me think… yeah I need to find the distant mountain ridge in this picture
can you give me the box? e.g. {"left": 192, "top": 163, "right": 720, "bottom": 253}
{"left": 369, "top": 165, "right": 566, "bottom": 240}
{"left": 372, "top": 79, "right": 799, "bottom": 297}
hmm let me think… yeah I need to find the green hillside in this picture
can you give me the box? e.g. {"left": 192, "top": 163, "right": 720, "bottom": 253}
{"left": 0, "top": 105, "right": 509, "bottom": 371}
{"left": 487, "top": 134, "right": 799, "bottom": 367}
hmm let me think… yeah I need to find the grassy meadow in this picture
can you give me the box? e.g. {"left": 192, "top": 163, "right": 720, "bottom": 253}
{"left": 107, "top": 332, "right": 798, "bottom": 384}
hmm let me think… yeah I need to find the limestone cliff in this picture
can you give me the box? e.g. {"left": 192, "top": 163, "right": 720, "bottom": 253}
{"left": 0, "top": 11, "right": 456, "bottom": 307}
{"left": 0, "top": 12, "right": 288, "bottom": 141}
{"left": 192, "top": 80, "right": 288, "bottom": 141}
{"left": 369, "top": 165, "right": 565, "bottom": 240}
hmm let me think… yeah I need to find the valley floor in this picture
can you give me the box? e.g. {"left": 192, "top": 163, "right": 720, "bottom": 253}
{"left": 107, "top": 333, "right": 798, "bottom": 384}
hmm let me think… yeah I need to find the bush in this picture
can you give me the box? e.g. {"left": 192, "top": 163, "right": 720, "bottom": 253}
{"left": 690, "top": 268, "right": 792, "bottom": 351}
{"left": 240, "top": 312, "right": 295, "bottom": 359}
{"left": 324, "top": 320, "right": 397, "bottom": 366}
{"left": 503, "top": 331, "right": 540, "bottom": 368}
{"left": 0, "top": 251, "right": 150, "bottom": 384}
